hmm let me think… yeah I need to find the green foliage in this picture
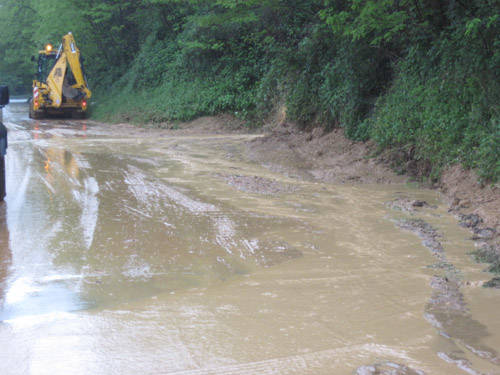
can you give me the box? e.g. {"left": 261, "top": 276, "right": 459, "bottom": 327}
{"left": 369, "top": 0, "right": 500, "bottom": 181}
{"left": 0, "top": 0, "right": 36, "bottom": 92}
{"left": 0, "top": 0, "right": 498, "bottom": 181}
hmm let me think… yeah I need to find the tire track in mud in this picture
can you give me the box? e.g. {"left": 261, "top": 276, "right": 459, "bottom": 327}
{"left": 392, "top": 205, "right": 500, "bottom": 374}
{"left": 122, "top": 164, "right": 303, "bottom": 269}
{"left": 72, "top": 176, "right": 99, "bottom": 250}
{"left": 166, "top": 344, "right": 415, "bottom": 375}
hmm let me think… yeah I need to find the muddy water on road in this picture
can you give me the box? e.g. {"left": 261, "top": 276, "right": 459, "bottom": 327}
{"left": 0, "top": 102, "right": 499, "bottom": 375}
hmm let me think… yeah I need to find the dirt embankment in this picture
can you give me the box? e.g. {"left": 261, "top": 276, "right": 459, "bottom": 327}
{"left": 441, "top": 165, "right": 500, "bottom": 288}
{"left": 246, "top": 122, "right": 406, "bottom": 184}
{"left": 441, "top": 165, "right": 500, "bottom": 234}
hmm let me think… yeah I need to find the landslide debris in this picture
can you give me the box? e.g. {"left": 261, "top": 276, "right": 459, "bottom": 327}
{"left": 395, "top": 217, "right": 500, "bottom": 370}
{"left": 355, "top": 362, "right": 424, "bottom": 375}
{"left": 246, "top": 123, "right": 406, "bottom": 184}
{"left": 387, "top": 198, "right": 435, "bottom": 213}
{"left": 216, "top": 173, "right": 299, "bottom": 195}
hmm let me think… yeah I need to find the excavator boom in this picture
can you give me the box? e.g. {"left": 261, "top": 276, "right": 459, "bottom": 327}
{"left": 61, "top": 33, "right": 91, "bottom": 100}
{"left": 46, "top": 52, "right": 67, "bottom": 108}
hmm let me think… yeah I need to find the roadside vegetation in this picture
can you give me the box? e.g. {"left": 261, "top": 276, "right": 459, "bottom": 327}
{"left": 0, "top": 0, "right": 498, "bottom": 181}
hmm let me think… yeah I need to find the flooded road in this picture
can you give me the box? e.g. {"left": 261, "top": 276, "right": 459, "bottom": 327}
{"left": 0, "top": 101, "right": 499, "bottom": 374}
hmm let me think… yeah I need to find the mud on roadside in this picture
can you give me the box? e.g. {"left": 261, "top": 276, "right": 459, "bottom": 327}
{"left": 243, "top": 121, "right": 500, "bottom": 373}
{"left": 355, "top": 362, "right": 424, "bottom": 375}
{"left": 113, "top": 115, "right": 500, "bottom": 286}
{"left": 214, "top": 173, "right": 300, "bottom": 195}
{"left": 393, "top": 212, "right": 500, "bottom": 373}
{"left": 442, "top": 165, "right": 500, "bottom": 288}
{"left": 246, "top": 122, "right": 406, "bottom": 184}
{"left": 458, "top": 212, "right": 500, "bottom": 288}
{"left": 245, "top": 122, "right": 500, "bottom": 287}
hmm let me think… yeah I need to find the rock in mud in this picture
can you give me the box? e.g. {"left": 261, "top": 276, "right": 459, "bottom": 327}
{"left": 471, "top": 243, "right": 500, "bottom": 265}
{"left": 397, "top": 217, "right": 500, "bottom": 368}
{"left": 396, "top": 218, "right": 444, "bottom": 257}
{"left": 463, "top": 212, "right": 500, "bottom": 288}
{"left": 483, "top": 277, "right": 500, "bottom": 288}
{"left": 426, "top": 274, "right": 500, "bottom": 367}
{"left": 459, "top": 214, "right": 483, "bottom": 229}
{"left": 411, "top": 200, "right": 427, "bottom": 207}
{"left": 217, "top": 173, "right": 299, "bottom": 195}
{"left": 470, "top": 243, "right": 500, "bottom": 287}
{"left": 355, "top": 362, "right": 425, "bottom": 375}
{"left": 472, "top": 227, "right": 496, "bottom": 240}
{"left": 426, "top": 272, "right": 500, "bottom": 366}
{"left": 483, "top": 277, "right": 500, "bottom": 289}
{"left": 387, "top": 198, "right": 433, "bottom": 212}
{"left": 437, "top": 352, "right": 483, "bottom": 375}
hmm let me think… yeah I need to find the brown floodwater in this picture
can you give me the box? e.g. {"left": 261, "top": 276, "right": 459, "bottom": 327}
{"left": 0, "top": 101, "right": 499, "bottom": 375}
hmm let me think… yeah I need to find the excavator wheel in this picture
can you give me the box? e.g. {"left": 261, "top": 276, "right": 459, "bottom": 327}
{"left": 28, "top": 99, "right": 44, "bottom": 119}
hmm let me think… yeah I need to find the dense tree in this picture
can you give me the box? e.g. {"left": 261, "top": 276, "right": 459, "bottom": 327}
{"left": 0, "top": 0, "right": 498, "bottom": 180}
{"left": 0, "top": 0, "right": 36, "bottom": 91}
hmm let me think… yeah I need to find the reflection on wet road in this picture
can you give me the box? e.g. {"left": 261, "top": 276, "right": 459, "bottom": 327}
{"left": 0, "top": 102, "right": 499, "bottom": 374}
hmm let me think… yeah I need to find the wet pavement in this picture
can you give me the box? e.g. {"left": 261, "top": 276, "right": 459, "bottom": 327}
{"left": 0, "top": 101, "right": 499, "bottom": 374}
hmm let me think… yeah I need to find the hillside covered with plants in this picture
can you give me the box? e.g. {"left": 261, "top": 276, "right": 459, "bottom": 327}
{"left": 0, "top": 0, "right": 498, "bottom": 181}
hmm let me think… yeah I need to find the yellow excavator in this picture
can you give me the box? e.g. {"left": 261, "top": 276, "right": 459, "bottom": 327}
{"left": 30, "top": 33, "right": 91, "bottom": 119}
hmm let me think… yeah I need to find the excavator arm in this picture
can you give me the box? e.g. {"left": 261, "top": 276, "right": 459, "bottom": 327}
{"left": 45, "top": 33, "right": 91, "bottom": 108}
{"left": 61, "top": 33, "right": 91, "bottom": 100}
{"left": 46, "top": 52, "right": 67, "bottom": 108}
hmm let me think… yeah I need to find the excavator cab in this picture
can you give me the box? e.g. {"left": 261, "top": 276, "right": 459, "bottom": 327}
{"left": 36, "top": 49, "right": 57, "bottom": 82}
{"left": 30, "top": 34, "right": 91, "bottom": 119}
